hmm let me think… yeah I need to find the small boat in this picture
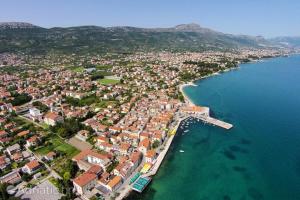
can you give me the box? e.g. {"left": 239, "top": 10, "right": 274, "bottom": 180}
{"left": 184, "top": 130, "right": 189, "bottom": 133}
{"left": 179, "top": 150, "right": 185, "bottom": 153}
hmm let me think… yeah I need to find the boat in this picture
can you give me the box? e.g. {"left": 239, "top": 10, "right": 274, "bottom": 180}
{"left": 179, "top": 150, "right": 184, "bottom": 153}
{"left": 184, "top": 130, "right": 189, "bottom": 133}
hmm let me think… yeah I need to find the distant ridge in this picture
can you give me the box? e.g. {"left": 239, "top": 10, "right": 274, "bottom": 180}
{"left": 270, "top": 36, "right": 300, "bottom": 48}
{"left": 0, "top": 22, "right": 41, "bottom": 29}
{"left": 0, "top": 22, "right": 281, "bottom": 54}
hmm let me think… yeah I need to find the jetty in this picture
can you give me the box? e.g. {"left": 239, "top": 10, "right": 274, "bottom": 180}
{"left": 181, "top": 105, "right": 233, "bottom": 130}
{"left": 198, "top": 116, "right": 233, "bottom": 129}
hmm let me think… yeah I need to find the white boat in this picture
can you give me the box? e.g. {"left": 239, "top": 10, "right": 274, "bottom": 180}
{"left": 179, "top": 150, "right": 184, "bottom": 153}
{"left": 184, "top": 130, "right": 189, "bottom": 133}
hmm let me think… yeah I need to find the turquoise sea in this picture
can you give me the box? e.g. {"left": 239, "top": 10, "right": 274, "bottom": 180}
{"left": 126, "top": 55, "right": 300, "bottom": 200}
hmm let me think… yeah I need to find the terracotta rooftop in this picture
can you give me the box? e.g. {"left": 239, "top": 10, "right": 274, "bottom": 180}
{"left": 44, "top": 112, "right": 61, "bottom": 120}
{"left": 73, "top": 172, "right": 97, "bottom": 187}
{"left": 107, "top": 176, "right": 122, "bottom": 189}
{"left": 146, "top": 150, "right": 156, "bottom": 158}
{"left": 72, "top": 149, "right": 111, "bottom": 162}
{"left": 25, "top": 160, "right": 40, "bottom": 170}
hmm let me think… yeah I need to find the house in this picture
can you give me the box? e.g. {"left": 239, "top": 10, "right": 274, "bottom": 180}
{"left": 11, "top": 152, "right": 23, "bottom": 162}
{"left": 86, "top": 151, "right": 111, "bottom": 170}
{"left": 145, "top": 150, "right": 157, "bottom": 164}
{"left": 22, "top": 150, "right": 32, "bottom": 160}
{"left": 109, "top": 126, "right": 122, "bottom": 134}
{"left": 3, "top": 122, "right": 15, "bottom": 130}
{"left": 119, "top": 143, "right": 131, "bottom": 155}
{"left": 44, "top": 112, "right": 64, "bottom": 126}
{"left": 0, "top": 130, "right": 11, "bottom": 145}
{"left": 22, "top": 160, "right": 41, "bottom": 174}
{"left": 0, "top": 155, "right": 10, "bottom": 170}
{"left": 29, "top": 108, "right": 42, "bottom": 117}
{"left": 0, "top": 118, "right": 6, "bottom": 126}
{"left": 17, "top": 130, "right": 30, "bottom": 137}
{"left": 96, "top": 141, "right": 113, "bottom": 153}
{"left": 75, "top": 130, "right": 89, "bottom": 141}
{"left": 44, "top": 151, "right": 56, "bottom": 161}
{"left": 87, "top": 165, "right": 103, "bottom": 177}
{"left": 107, "top": 176, "right": 122, "bottom": 191}
{"left": 113, "top": 161, "right": 133, "bottom": 179}
{"left": 6, "top": 144, "right": 21, "bottom": 157}
{"left": 0, "top": 130, "right": 8, "bottom": 139}
{"left": 139, "top": 132, "right": 149, "bottom": 141}
{"left": 26, "top": 135, "right": 40, "bottom": 147}
{"left": 138, "top": 138, "right": 150, "bottom": 154}
{"left": 72, "top": 150, "right": 112, "bottom": 171}
{"left": 98, "top": 172, "right": 110, "bottom": 188}
{"left": 0, "top": 171, "right": 22, "bottom": 185}
{"left": 96, "top": 136, "right": 108, "bottom": 145}
{"left": 83, "top": 118, "right": 107, "bottom": 133}
{"left": 73, "top": 172, "right": 97, "bottom": 195}
{"left": 129, "top": 151, "right": 142, "bottom": 170}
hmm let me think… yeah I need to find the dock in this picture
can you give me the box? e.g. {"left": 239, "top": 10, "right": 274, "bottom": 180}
{"left": 198, "top": 116, "right": 233, "bottom": 129}
{"left": 181, "top": 105, "right": 233, "bottom": 130}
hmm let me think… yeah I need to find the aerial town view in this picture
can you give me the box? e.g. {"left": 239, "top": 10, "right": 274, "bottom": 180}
{"left": 0, "top": 1, "right": 300, "bottom": 200}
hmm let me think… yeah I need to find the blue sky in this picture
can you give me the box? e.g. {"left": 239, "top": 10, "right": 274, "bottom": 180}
{"left": 0, "top": 0, "right": 299, "bottom": 37}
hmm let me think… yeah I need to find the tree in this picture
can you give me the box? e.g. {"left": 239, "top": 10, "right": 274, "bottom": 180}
{"left": 8, "top": 93, "right": 32, "bottom": 106}
{"left": 63, "top": 172, "right": 71, "bottom": 181}
{"left": 152, "top": 140, "right": 160, "bottom": 149}
{"left": 0, "top": 183, "right": 9, "bottom": 200}
{"left": 21, "top": 173, "right": 32, "bottom": 182}
{"left": 0, "top": 183, "right": 21, "bottom": 200}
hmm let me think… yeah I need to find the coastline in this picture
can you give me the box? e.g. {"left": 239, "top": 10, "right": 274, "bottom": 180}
{"left": 179, "top": 65, "right": 240, "bottom": 106}
{"left": 119, "top": 67, "right": 238, "bottom": 199}
{"left": 119, "top": 54, "right": 289, "bottom": 200}
{"left": 129, "top": 54, "right": 300, "bottom": 200}
{"left": 179, "top": 82, "right": 197, "bottom": 106}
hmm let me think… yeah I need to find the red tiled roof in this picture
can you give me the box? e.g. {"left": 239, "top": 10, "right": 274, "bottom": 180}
{"left": 72, "top": 149, "right": 111, "bottom": 162}
{"left": 26, "top": 160, "right": 40, "bottom": 170}
{"left": 17, "top": 130, "right": 30, "bottom": 137}
{"left": 73, "top": 172, "right": 97, "bottom": 187}
{"left": 146, "top": 150, "right": 156, "bottom": 158}
{"left": 107, "top": 176, "right": 122, "bottom": 189}
{"left": 44, "top": 112, "right": 61, "bottom": 121}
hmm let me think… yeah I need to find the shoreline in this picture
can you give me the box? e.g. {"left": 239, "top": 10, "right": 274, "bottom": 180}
{"left": 179, "top": 82, "right": 197, "bottom": 106}
{"left": 179, "top": 65, "right": 239, "bottom": 106}
{"left": 118, "top": 54, "right": 290, "bottom": 200}
{"left": 119, "top": 67, "right": 239, "bottom": 199}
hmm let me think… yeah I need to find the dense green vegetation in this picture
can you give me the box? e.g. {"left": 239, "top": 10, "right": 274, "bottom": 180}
{"left": 49, "top": 160, "right": 79, "bottom": 199}
{"left": 49, "top": 118, "right": 83, "bottom": 138}
{"left": 0, "top": 183, "right": 21, "bottom": 200}
{"left": 7, "top": 92, "right": 32, "bottom": 106}
{"left": 90, "top": 71, "right": 113, "bottom": 81}
{"left": 0, "top": 23, "right": 271, "bottom": 55}
{"left": 65, "top": 94, "right": 100, "bottom": 107}
{"left": 35, "top": 134, "right": 79, "bottom": 157}
{"left": 179, "top": 71, "right": 197, "bottom": 82}
{"left": 98, "top": 78, "right": 120, "bottom": 85}
{"left": 32, "top": 101, "right": 49, "bottom": 112}
{"left": 180, "top": 60, "right": 238, "bottom": 81}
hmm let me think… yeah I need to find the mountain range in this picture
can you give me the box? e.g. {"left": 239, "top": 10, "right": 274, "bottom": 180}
{"left": 0, "top": 22, "right": 297, "bottom": 55}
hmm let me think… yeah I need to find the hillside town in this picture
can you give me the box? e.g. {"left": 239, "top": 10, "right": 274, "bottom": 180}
{"left": 0, "top": 48, "right": 294, "bottom": 200}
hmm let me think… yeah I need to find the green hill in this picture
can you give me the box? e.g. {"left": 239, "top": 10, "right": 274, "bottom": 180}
{"left": 0, "top": 22, "right": 273, "bottom": 55}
